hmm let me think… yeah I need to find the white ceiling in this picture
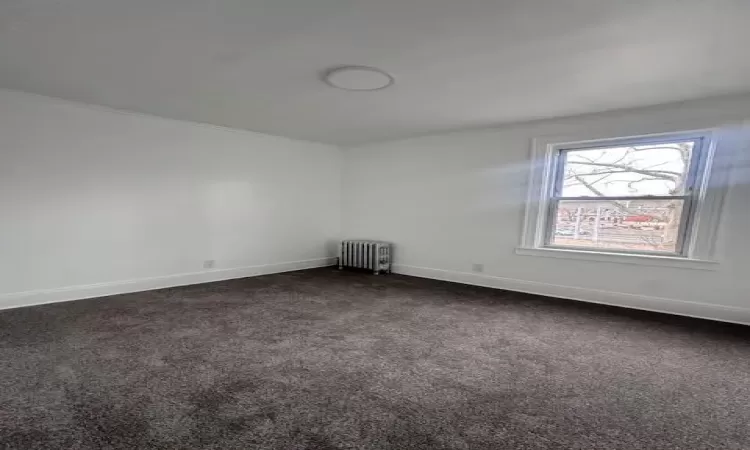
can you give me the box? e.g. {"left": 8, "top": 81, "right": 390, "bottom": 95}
{"left": 2, "top": 0, "right": 750, "bottom": 145}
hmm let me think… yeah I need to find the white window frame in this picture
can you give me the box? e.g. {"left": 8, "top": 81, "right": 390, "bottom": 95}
{"left": 517, "top": 128, "right": 732, "bottom": 270}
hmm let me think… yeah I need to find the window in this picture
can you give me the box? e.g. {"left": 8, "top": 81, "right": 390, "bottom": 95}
{"left": 518, "top": 129, "right": 730, "bottom": 269}
{"left": 548, "top": 137, "right": 702, "bottom": 255}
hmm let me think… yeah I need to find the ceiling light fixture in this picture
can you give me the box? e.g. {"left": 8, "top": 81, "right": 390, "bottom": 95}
{"left": 324, "top": 66, "right": 394, "bottom": 91}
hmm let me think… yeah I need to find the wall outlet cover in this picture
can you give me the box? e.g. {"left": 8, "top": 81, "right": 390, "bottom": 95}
{"left": 203, "top": 260, "right": 216, "bottom": 269}
{"left": 472, "top": 263, "right": 484, "bottom": 273}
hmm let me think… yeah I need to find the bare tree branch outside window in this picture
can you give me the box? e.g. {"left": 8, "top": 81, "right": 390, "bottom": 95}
{"left": 551, "top": 142, "right": 693, "bottom": 252}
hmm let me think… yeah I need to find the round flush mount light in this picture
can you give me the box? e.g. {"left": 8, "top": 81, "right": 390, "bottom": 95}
{"left": 324, "top": 66, "right": 394, "bottom": 91}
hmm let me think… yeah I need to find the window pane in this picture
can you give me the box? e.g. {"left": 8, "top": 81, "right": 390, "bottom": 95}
{"left": 549, "top": 199, "right": 685, "bottom": 254}
{"left": 560, "top": 141, "right": 694, "bottom": 197}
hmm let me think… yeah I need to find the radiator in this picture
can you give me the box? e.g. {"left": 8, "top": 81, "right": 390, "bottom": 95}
{"left": 338, "top": 240, "right": 392, "bottom": 275}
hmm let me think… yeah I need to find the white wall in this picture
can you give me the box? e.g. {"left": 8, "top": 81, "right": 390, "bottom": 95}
{"left": 343, "top": 95, "right": 750, "bottom": 324}
{"left": 0, "top": 89, "right": 341, "bottom": 309}
{"left": 3, "top": 88, "right": 749, "bottom": 323}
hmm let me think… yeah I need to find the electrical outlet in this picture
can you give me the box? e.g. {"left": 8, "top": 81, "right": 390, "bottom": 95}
{"left": 472, "top": 263, "right": 484, "bottom": 273}
{"left": 203, "top": 260, "right": 216, "bottom": 269}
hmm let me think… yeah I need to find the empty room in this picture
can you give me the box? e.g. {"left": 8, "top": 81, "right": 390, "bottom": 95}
{"left": 1, "top": 1, "right": 749, "bottom": 449}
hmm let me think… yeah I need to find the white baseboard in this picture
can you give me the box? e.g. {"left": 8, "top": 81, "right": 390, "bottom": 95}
{"left": 392, "top": 264, "right": 750, "bottom": 326}
{"left": 0, "top": 257, "right": 336, "bottom": 311}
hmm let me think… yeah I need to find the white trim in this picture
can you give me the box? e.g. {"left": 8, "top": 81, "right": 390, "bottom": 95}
{"left": 520, "top": 127, "right": 734, "bottom": 265}
{"left": 392, "top": 264, "right": 750, "bottom": 326}
{"left": 514, "top": 247, "right": 717, "bottom": 270}
{"left": 0, "top": 257, "right": 336, "bottom": 311}
{"left": 685, "top": 127, "right": 738, "bottom": 260}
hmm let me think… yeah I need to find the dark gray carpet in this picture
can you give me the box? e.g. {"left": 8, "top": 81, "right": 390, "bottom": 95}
{"left": 1, "top": 268, "right": 748, "bottom": 449}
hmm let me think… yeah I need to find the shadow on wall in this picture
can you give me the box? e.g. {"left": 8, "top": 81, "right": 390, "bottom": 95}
{"left": 325, "top": 239, "right": 340, "bottom": 259}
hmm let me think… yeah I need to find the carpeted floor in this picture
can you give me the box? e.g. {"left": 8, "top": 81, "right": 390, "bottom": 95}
{"left": 1, "top": 268, "right": 748, "bottom": 449}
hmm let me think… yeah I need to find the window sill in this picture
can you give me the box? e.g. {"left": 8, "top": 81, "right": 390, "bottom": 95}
{"left": 515, "top": 247, "right": 718, "bottom": 271}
